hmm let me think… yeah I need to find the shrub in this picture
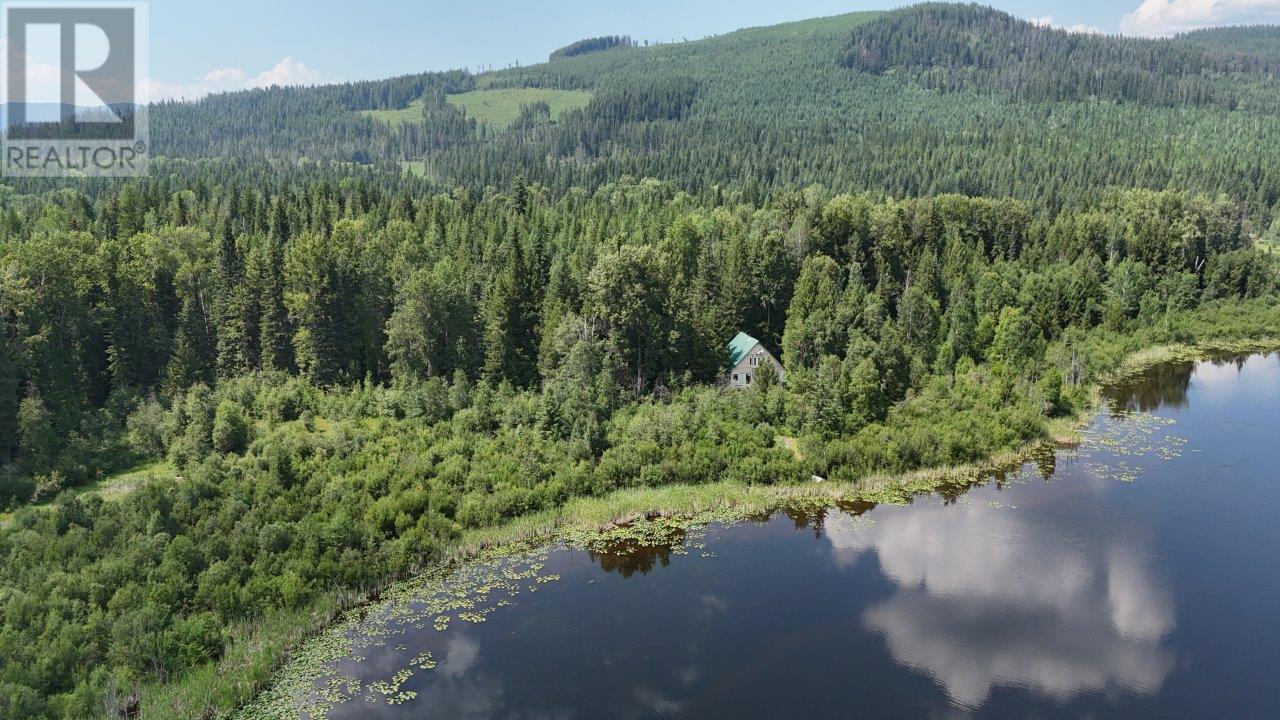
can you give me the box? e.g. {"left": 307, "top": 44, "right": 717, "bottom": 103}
{"left": 211, "top": 401, "right": 250, "bottom": 455}
{"left": 126, "top": 397, "right": 171, "bottom": 457}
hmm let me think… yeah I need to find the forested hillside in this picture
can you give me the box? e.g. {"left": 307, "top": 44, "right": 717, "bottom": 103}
{"left": 1, "top": 3, "right": 1279, "bottom": 719}
{"left": 549, "top": 35, "right": 637, "bottom": 61}
{"left": 0, "top": 170, "right": 1276, "bottom": 718}
{"left": 139, "top": 5, "right": 1280, "bottom": 218}
{"left": 1174, "top": 25, "right": 1280, "bottom": 61}
{"left": 841, "top": 4, "right": 1280, "bottom": 110}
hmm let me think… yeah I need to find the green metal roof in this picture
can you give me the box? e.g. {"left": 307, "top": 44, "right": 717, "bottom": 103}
{"left": 727, "top": 331, "right": 760, "bottom": 368}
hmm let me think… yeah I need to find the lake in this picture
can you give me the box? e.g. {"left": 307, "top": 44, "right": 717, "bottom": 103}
{"left": 279, "top": 353, "right": 1280, "bottom": 719}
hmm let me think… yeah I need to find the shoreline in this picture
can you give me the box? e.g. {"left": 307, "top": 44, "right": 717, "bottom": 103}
{"left": 152, "top": 340, "right": 1280, "bottom": 719}
{"left": 234, "top": 441, "right": 1073, "bottom": 719}
{"left": 1099, "top": 338, "right": 1280, "bottom": 385}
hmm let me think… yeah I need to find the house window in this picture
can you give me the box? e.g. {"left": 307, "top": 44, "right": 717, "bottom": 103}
{"left": 746, "top": 374, "right": 753, "bottom": 384}
{"left": 749, "top": 356, "right": 759, "bottom": 367}
{"left": 733, "top": 373, "right": 739, "bottom": 383}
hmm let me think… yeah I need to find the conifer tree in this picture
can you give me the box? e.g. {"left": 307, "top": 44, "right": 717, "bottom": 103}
{"left": 260, "top": 200, "right": 292, "bottom": 372}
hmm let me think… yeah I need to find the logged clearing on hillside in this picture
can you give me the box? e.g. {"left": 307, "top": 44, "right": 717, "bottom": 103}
{"left": 447, "top": 87, "right": 592, "bottom": 126}
{"left": 359, "top": 99, "right": 429, "bottom": 125}
{"left": 360, "top": 88, "right": 592, "bottom": 128}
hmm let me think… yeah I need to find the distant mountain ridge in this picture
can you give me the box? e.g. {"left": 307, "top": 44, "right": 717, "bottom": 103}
{"left": 549, "top": 35, "right": 636, "bottom": 62}
{"left": 2, "top": 103, "right": 127, "bottom": 126}
{"left": 842, "top": 4, "right": 1280, "bottom": 110}
{"left": 1174, "top": 25, "right": 1280, "bottom": 60}
{"left": 139, "top": 3, "right": 1280, "bottom": 216}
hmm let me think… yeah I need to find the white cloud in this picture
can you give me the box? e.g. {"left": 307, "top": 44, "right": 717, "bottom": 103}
{"left": 140, "top": 57, "right": 322, "bottom": 102}
{"left": 1121, "top": 0, "right": 1280, "bottom": 37}
{"left": 203, "top": 67, "right": 246, "bottom": 85}
{"left": 243, "top": 57, "right": 321, "bottom": 90}
{"left": 1028, "top": 14, "right": 1106, "bottom": 35}
{"left": 0, "top": 38, "right": 68, "bottom": 105}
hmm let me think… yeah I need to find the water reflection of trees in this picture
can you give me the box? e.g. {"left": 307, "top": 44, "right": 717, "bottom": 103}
{"left": 780, "top": 504, "right": 875, "bottom": 537}
{"left": 588, "top": 534, "right": 683, "bottom": 578}
{"left": 1104, "top": 354, "right": 1260, "bottom": 415}
{"left": 915, "top": 454, "right": 1059, "bottom": 508}
{"left": 1105, "top": 361, "right": 1195, "bottom": 414}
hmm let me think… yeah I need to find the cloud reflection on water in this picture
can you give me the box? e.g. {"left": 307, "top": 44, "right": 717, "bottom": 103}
{"left": 825, "top": 496, "right": 1176, "bottom": 708}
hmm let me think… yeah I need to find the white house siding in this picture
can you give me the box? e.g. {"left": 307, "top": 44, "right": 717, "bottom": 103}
{"left": 730, "top": 345, "right": 784, "bottom": 388}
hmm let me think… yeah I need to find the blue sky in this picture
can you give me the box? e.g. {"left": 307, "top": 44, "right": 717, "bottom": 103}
{"left": 25, "top": 0, "right": 1280, "bottom": 101}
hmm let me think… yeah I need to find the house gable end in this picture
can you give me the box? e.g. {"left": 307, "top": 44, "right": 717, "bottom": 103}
{"left": 726, "top": 331, "right": 784, "bottom": 387}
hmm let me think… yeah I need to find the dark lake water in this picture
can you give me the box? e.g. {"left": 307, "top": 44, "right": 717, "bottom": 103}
{"left": 303, "top": 353, "right": 1280, "bottom": 719}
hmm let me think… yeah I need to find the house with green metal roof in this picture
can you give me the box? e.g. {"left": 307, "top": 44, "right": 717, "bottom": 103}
{"left": 726, "top": 331, "right": 784, "bottom": 388}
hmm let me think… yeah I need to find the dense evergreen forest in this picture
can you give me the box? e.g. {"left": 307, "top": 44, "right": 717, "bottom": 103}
{"left": 549, "top": 35, "right": 637, "bottom": 61}
{"left": 0, "top": 3, "right": 1278, "bottom": 719}
{"left": 0, "top": 172, "right": 1275, "bottom": 718}
{"left": 1175, "top": 25, "right": 1280, "bottom": 61}
{"left": 134, "top": 6, "right": 1280, "bottom": 219}
{"left": 841, "top": 4, "right": 1280, "bottom": 110}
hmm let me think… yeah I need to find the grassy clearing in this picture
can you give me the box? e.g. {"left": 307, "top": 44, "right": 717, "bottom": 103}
{"left": 0, "top": 460, "right": 175, "bottom": 528}
{"left": 445, "top": 88, "right": 591, "bottom": 127}
{"left": 360, "top": 89, "right": 592, "bottom": 129}
{"left": 82, "top": 460, "right": 178, "bottom": 501}
{"left": 776, "top": 435, "right": 803, "bottom": 460}
{"left": 358, "top": 99, "right": 425, "bottom": 126}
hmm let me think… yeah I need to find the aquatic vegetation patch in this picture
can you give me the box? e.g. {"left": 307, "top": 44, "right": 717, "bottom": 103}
{"left": 242, "top": 499, "right": 791, "bottom": 718}
{"left": 237, "top": 540, "right": 559, "bottom": 719}
{"left": 1074, "top": 410, "right": 1188, "bottom": 482}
